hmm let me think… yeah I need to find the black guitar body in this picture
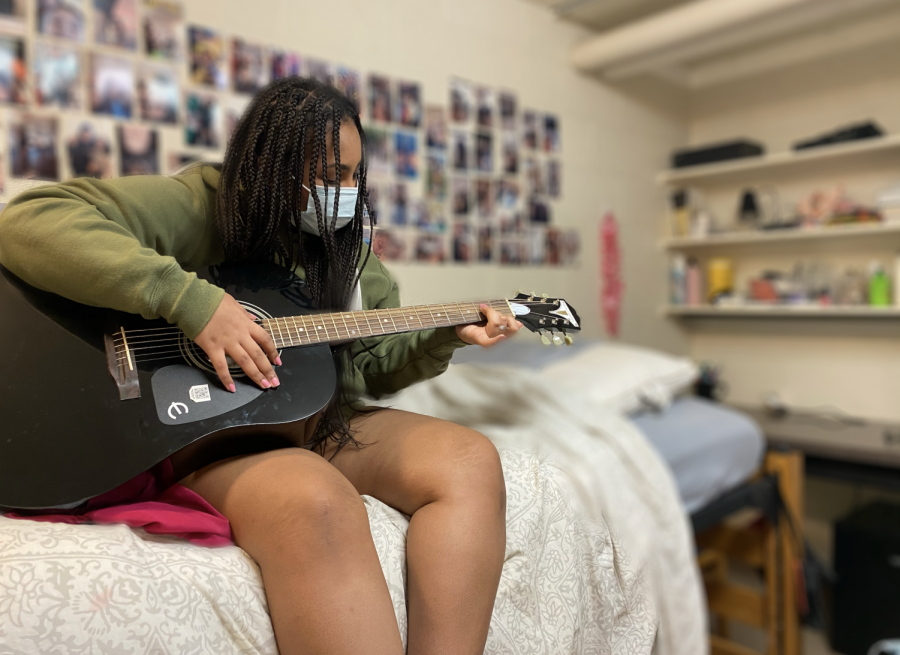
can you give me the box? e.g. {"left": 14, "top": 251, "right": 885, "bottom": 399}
{"left": 0, "top": 263, "right": 336, "bottom": 510}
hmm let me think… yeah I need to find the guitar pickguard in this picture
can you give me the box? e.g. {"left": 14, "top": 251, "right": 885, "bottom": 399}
{"left": 151, "top": 364, "right": 264, "bottom": 426}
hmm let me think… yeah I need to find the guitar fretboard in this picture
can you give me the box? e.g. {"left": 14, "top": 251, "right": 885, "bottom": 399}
{"left": 259, "top": 300, "right": 513, "bottom": 348}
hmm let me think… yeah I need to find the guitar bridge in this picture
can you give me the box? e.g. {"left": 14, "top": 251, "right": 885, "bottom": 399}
{"left": 104, "top": 328, "right": 141, "bottom": 400}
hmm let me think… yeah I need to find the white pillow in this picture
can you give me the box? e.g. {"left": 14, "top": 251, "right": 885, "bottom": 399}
{"left": 539, "top": 342, "right": 698, "bottom": 415}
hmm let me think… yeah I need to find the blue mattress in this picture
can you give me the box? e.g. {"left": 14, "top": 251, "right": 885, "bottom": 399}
{"left": 629, "top": 398, "right": 765, "bottom": 514}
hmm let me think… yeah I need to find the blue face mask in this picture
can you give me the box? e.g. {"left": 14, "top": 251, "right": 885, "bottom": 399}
{"left": 300, "top": 184, "right": 358, "bottom": 235}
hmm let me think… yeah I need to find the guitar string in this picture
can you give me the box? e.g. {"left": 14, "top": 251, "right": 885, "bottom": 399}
{"left": 114, "top": 301, "right": 533, "bottom": 364}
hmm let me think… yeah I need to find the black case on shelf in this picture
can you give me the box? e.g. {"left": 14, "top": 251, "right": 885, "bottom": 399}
{"left": 671, "top": 140, "right": 764, "bottom": 169}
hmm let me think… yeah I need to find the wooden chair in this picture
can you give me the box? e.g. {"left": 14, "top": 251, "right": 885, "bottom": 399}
{"left": 696, "top": 450, "right": 805, "bottom": 655}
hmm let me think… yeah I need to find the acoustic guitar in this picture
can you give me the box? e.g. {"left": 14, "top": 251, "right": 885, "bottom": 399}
{"left": 0, "top": 262, "right": 581, "bottom": 510}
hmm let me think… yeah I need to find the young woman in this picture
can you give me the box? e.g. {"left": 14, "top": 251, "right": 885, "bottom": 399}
{"left": 0, "top": 77, "right": 522, "bottom": 655}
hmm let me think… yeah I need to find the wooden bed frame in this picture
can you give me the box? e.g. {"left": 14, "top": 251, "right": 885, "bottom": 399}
{"left": 695, "top": 449, "right": 805, "bottom": 655}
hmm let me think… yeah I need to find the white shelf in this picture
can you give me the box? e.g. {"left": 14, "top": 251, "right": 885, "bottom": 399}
{"left": 657, "top": 134, "right": 900, "bottom": 186}
{"left": 664, "top": 305, "right": 900, "bottom": 318}
{"left": 662, "top": 221, "right": 900, "bottom": 251}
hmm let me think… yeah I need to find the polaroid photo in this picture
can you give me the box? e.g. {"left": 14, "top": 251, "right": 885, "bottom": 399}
{"left": 364, "top": 125, "right": 391, "bottom": 177}
{"left": 232, "top": 38, "right": 268, "bottom": 95}
{"left": 425, "top": 105, "right": 447, "bottom": 150}
{"left": 185, "top": 91, "right": 221, "bottom": 149}
{"left": 452, "top": 222, "right": 473, "bottom": 263}
{"left": 138, "top": 64, "right": 178, "bottom": 123}
{"left": 371, "top": 228, "right": 407, "bottom": 262}
{"left": 0, "top": 36, "right": 26, "bottom": 104}
{"left": 475, "top": 132, "right": 492, "bottom": 173}
{"left": 271, "top": 50, "right": 300, "bottom": 80}
{"left": 547, "top": 159, "right": 560, "bottom": 198}
{"left": 415, "top": 201, "right": 446, "bottom": 234}
{"left": 415, "top": 233, "right": 446, "bottom": 264}
{"left": 223, "top": 94, "right": 250, "bottom": 146}
{"left": 523, "top": 110, "right": 539, "bottom": 151}
{"left": 528, "top": 227, "right": 546, "bottom": 266}
{"left": 394, "top": 130, "right": 418, "bottom": 179}
{"left": 166, "top": 151, "right": 201, "bottom": 175}
{"left": 475, "top": 87, "right": 493, "bottom": 130}
{"left": 544, "top": 114, "right": 560, "bottom": 153}
{"left": 477, "top": 225, "right": 494, "bottom": 263}
{"left": 451, "top": 130, "right": 469, "bottom": 172}
{"left": 91, "top": 54, "right": 133, "bottom": 118}
{"left": 395, "top": 81, "right": 421, "bottom": 128}
{"left": 336, "top": 66, "right": 361, "bottom": 113}
{"left": 561, "top": 229, "right": 580, "bottom": 266}
{"left": 33, "top": 42, "right": 80, "bottom": 109}
{"left": 499, "top": 91, "right": 516, "bottom": 131}
{"left": 425, "top": 151, "right": 447, "bottom": 202}
{"left": 501, "top": 130, "right": 518, "bottom": 175}
{"left": 188, "top": 26, "right": 227, "bottom": 89}
{"left": 452, "top": 177, "right": 470, "bottom": 217}
{"left": 9, "top": 113, "right": 59, "bottom": 180}
{"left": 38, "top": 0, "right": 85, "bottom": 41}
{"left": 368, "top": 74, "right": 391, "bottom": 123}
{"left": 389, "top": 182, "right": 410, "bottom": 227}
{"left": 143, "top": 0, "right": 184, "bottom": 61}
{"left": 64, "top": 117, "right": 113, "bottom": 179}
{"left": 474, "top": 178, "right": 493, "bottom": 219}
{"left": 118, "top": 123, "right": 159, "bottom": 175}
{"left": 94, "top": 0, "right": 137, "bottom": 50}
{"left": 498, "top": 210, "right": 523, "bottom": 235}
{"left": 0, "top": 0, "right": 26, "bottom": 35}
{"left": 499, "top": 238, "right": 522, "bottom": 266}
{"left": 528, "top": 195, "right": 551, "bottom": 224}
{"left": 544, "top": 227, "right": 562, "bottom": 266}
{"left": 365, "top": 181, "right": 389, "bottom": 226}
{"left": 495, "top": 179, "right": 520, "bottom": 211}
{"left": 304, "top": 58, "right": 333, "bottom": 86}
{"left": 523, "top": 156, "right": 543, "bottom": 195}
{"left": 449, "top": 77, "right": 472, "bottom": 124}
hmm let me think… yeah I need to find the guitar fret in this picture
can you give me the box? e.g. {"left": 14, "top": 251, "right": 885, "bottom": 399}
{"left": 278, "top": 317, "right": 292, "bottom": 347}
{"left": 290, "top": 316, "right": 304, "bottom": 345}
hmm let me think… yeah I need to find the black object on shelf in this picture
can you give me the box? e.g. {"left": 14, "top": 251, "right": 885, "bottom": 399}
{"left": 832, "top": 501, "right": 900, "bottom": 655}
{"left": 672, "top": 140, "right": 764, "bottom": 169}
{"left": 793, "top": 121, "right": 885, "bottom": 151}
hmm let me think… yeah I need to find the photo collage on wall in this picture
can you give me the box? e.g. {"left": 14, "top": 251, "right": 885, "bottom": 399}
{"left": 0, "top": 1, "right": 578, "bottom": 267}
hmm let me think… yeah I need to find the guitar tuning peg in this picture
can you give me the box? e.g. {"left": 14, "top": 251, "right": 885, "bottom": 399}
{"left": 539, "top": 329, "right": 551, "bottom": 346}
{"left": 564, "top": 334, "right": 574, "bottom": 346}
{"left": 541, "top": 293, "right": 549, "bottom": 299}
{"left": 550, "top": 328, "right": 563, "bottom": 346}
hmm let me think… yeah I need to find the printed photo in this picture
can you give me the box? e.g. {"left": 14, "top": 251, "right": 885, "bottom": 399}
{"left": 452, "top": 177, "right": 469, "bottom": 216}
{"left": 498, "top": 211, "right": 523, "bottom": 235}
{"left": 395, "top": 81, "right": 421, "bottom": 128}
{"left": 118, "top": 123, "right": 158, "bottom": 175}
{"left": 528, "top": 195, "right": 551, "bottom": 224}
{"left": 394, "top": 131, "right": 418, "bottom": 179}
{"left": 232, "top": 38, "right": 267, "bottom": 95}
{"left": 544, "top": 114, "right": 560, "bottom": 153}
{"left": 138, "top": 64, "right": 178, "bottom": 123}
{"left": 501, "top": 130, "right": 518, "bottom": 175}
{"left": 0, "top": 0, "right": 26, "bottom": 34}
{"left": 0, "top": 35, "right": 26, "bottom": 104}
{"left": 499, "top": 91, "right": 516, "bottom": 130}
{"left": 365, "top": 182, "right": 387, "bottom": 224}
{"left": 544, "top": 227, "right": 561, "bottom": 266}
{"left": 38, "top": 0, "right": 85, "bottom": 41}
{"left": 389, "top": 183, "right": 409, "bottom": 227}
{"left": 143, "top": 0, "right": 183, "bottom": 61}
{"left": 336, "top": 67, "right": 360, "bottom": 113}
{"left": 368, "top": 74, "right": 391, "bottom": 123}
{"left": 371, "top": 228, "right": 406, "bottom": 262}
{"left": 475, "top": 87, "right": 493, "bottom": 129}
{"left": 185, "top": 91, "right": 221, "bottom": 148}
{"left": 415, "top": 234, "right": 446, "bottom": 264}
{"left": 365, "top": 126, "right": 391, "bottom": 177}
{"left": 561, "top": 229, "right": 580, "bottom": 266}
{"left": 523, "top": 110, "right": 539, "bottom": 150}
{"left": 451, "top": 130, "right": 469, "bottom": 171}
{"left": 529, "top": 227, "right": 546, "bottom": 265}
{"left": 500, "top": 238, "right": 522, "bottom": 265}
{"left": 425, "top": 105, "right": 447, "bottom": 149}
{"left": 524, "top": 156, "right": 543, "bottom": 194}
{"left": 270, "top": 50, "right": 300, "bottom": 80}
{"left": 452, "top": 222, "right": 472, "bottom": 263}
{"left": 304, "top": 58, "right": 333, "bottom": 86}
{"left": 496, "top": 179, "right": 520, "bottom": 211}
{"left": 477, "top": 225, "right": 494, "bottom": 263}
{"left": 415, "top": 202, "right": 446, "bottom": 233}
{"left": 449, "top": 77, "right": 472, "bottom": 124}
{"left": 188, "top": 26, "right": 226, "bottom": 89}
{"left": 65, "top": 118, "right": 112, "bottom": 178}
{"left": 166, "top": 151, "right": 200, "bottom": 175}
{"left": 547, "top": 159, "right": 560, "bottom": 198}
{"left": 33, "top": 43, "right": 80, "bottom": 109}
{"left": 9, "top": 114, "right": 59, "bottom": 180}
{"left": 223, "top": 94, "right": 250, "bottom": 146}
{"left": 475, "top": 178, "right": 492, "bottom": 218}
{"left": 94, "top": 0, "right": 137, "bottom": 50}
{"left": 91, "top": 54, "right": 133, "bottom": 118}
{"left": 475, "top": 132, "right": 492, "bottom": 173}
{"left": 425, "top": 152, "right": 447, "bottom": 202}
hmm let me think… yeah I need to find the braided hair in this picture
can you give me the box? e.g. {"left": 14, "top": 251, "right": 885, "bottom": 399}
{"left": 216, "top": 76, "right": 375, "bottom": 453}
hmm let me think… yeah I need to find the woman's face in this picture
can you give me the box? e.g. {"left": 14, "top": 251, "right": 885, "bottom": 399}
{"left": 300, "top": 120, "right": 361, "bottom": 212}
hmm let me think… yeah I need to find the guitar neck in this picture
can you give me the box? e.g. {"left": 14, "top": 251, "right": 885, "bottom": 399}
{"left": 259, "top": 299, "right": 514, "bottom": 349}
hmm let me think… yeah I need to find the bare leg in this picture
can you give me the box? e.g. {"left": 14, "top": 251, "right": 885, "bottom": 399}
{"left": 327, "top": 409, "right": 507, "bottom": 655}
{"left": 180, "top": 448, "right": 404, "bottom": 655}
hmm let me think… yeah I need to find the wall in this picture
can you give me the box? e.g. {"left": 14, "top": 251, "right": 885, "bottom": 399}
{"left": 684, "top": 39, "right": 900, "bottom": 421}
{"left": 0, "top": 0, "right": 689, "bottom": 351}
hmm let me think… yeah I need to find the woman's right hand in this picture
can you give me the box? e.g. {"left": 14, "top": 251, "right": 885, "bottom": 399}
{"left": 194, "top": 293, "right": 280, "bottom": 392}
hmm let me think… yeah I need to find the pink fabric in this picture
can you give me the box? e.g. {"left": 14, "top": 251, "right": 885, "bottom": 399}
{"left": 5, "top": 459, "right": 234, "bottom": 547}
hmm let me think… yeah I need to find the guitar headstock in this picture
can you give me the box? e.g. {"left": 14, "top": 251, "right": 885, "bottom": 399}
{"left": 505, "top": 292, "right": 581, "bottom": 346}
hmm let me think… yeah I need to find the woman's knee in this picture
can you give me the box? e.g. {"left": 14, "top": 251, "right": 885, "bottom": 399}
{"left": 440, "top": 428, "right": 506, "bottom": 515}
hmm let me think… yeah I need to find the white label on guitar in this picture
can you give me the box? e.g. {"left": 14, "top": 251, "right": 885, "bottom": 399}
{"left": 189, "top": 385, "right": 211, "bottom": 403}
{"left": 550, "top": 301, "right": 579, "bottom": 328}
{"left": 509, "top": 302, "right": 530, "bottom": 316}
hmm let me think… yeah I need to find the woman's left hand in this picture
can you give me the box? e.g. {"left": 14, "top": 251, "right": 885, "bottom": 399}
{"left": 456, "top": 304, "right": 523, "bottom": 348}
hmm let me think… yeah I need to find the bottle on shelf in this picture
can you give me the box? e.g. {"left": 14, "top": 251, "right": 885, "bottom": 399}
{"left": 869, "top": 260, "right": 891, "bottom": 306}
{"left": 670, "top": 254, "right": 686, "bottom": 305}
{"left": 686, "top": 258, "right": 703, "bottom": 306}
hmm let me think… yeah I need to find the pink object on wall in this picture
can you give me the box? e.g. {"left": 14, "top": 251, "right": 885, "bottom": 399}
{"left": 600, "top": 213, "right": 623, "bottom": 337}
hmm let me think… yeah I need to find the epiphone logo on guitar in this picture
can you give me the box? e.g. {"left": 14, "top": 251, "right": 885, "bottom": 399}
{"left": 167, "top": 402, "right": 189, "bottom": 420}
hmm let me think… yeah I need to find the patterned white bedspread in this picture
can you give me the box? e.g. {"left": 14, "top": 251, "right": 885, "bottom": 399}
{"left": 0, "top": 448, "right": 655, "bottom": 654}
